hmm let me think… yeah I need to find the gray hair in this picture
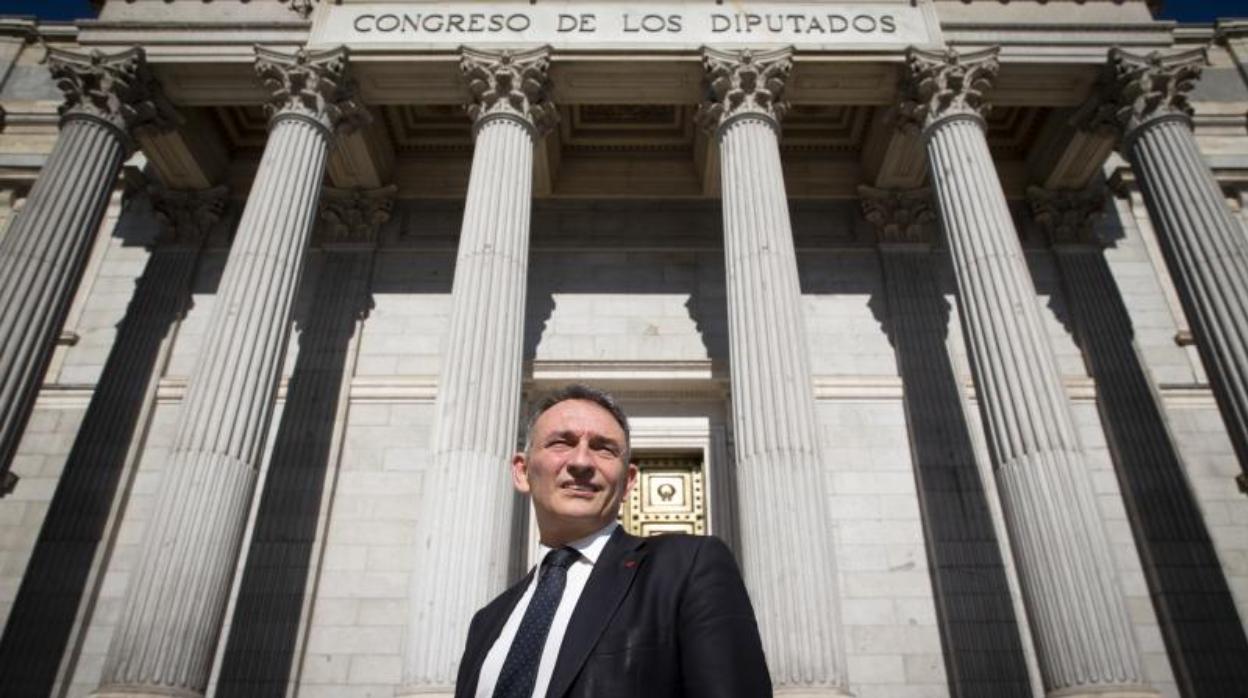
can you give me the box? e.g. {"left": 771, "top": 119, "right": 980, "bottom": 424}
{"left": 523, "top": 384, "right": 631, "bottom": 461}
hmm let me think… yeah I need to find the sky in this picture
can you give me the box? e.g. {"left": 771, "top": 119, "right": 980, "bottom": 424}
{"left": 0, "top": 0, "right": 1244, "bottom": 23}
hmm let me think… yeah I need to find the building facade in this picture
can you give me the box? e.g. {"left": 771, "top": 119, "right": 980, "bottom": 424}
{"left": 0, "top": 1, "right": 1246, "bottom": 697}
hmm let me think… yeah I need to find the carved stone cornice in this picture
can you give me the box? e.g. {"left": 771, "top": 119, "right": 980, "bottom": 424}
{"left": 1027, "top": 185, "right": 1106, "bottom": 247}
{"left": 316, "top": 185, "right": 395, "bottom": 247}
{"left": 284, "top": 0, "right": 316, "bottom": 19}
{"left": 47, "top": 47, "right": 177, "bottom": 149}
{"left": 696, "top": 47, "right": 792, "bottom": 134}
{"left": 460, "top": 47, "right": 556, "bottom": 137}
{"left": 254, "top": 46, "right": 370, "bottom": 136}
{"left": 149, "top": 185, "right": 228, "bottom": 248}
{"left": 897, "top": 47, "right": 999, "bottom": 134}
{"left": 859, "top": 186, "right": 937, "bottom": 246}
{"left": 1074, "top": 48, "right": 1205, "bottom": 143}
{"left": 1216, "top": 19, "right": 1248, "bottom": 44}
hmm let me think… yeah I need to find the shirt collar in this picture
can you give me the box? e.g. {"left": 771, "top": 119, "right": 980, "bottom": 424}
{"left": 537, "top": 521, "right": 618, "bottom": 567}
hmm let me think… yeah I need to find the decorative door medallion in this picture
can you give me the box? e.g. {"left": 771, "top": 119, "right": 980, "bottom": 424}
{"left": 619, "top": 453, "right": 706, "bottom": 536}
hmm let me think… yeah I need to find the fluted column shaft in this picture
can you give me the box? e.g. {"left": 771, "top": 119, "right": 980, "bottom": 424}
{"left": 1088, "top": 48, "right": 1248, "bottom": 480}
{"left": 401, "top": 47, "right": 552, "bottom": 694}
{"left": 96, "top": 47, "right": 364, "bottom": 697}
{"left": 907, "top": 48, "right": 1148, "bottom": 696}
{"left": 0, "top": 120, "right": 123, "bottom": 469}
{"left": 699, "top": 48, "right": 848, "bottom": 695}
{"left": 0, "top": 47, "right": 173, "bottom": 491}
{"left": 863, "top": 187, "right": 1033, "bottom": 694}
{"left": 933, "top": 119, "right": 1142, "bottom": 691}
{"left": 1127, "top": 120, "right": 1248, "bottom": 473}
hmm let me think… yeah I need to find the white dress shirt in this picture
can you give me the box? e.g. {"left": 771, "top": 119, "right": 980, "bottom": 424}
{"left": 474, "top": 521, "right": 618, "bottom": 698}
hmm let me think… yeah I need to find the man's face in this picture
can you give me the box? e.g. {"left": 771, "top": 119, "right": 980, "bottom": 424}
{"left": 513, "top": 399, "right": 638, "bottom": 546}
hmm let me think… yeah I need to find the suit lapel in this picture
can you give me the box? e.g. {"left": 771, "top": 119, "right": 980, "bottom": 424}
{"left": 545, "top": 528, "right": 647, "bottom": 698}
{"left": 459, "top": 569, "right": 534, "bottom": 698}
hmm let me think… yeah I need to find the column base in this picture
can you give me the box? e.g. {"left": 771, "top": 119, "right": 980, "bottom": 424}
{"left": 1047, "top": 687, "right": 1159, "bottom": 698}
{"left": 92, "top": 686, "right": 202, "bottom": 698}
{"left": 775, "top": 687, "right": 854, "bottom": 698}
{"left": 394, "top": 687, "right": 453, "bottom": 698}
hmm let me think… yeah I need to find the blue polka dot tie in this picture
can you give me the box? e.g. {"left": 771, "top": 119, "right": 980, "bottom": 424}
{"left": 492, "top": 547, "right": 580, "bottom": 698}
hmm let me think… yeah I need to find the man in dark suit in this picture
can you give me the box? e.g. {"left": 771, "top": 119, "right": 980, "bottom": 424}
{"left": 454, "top": 384, "right": 771, "bottom": 698}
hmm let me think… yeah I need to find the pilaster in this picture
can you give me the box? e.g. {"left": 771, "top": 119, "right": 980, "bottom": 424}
{"left": 317, "top": 184, "right": 396, "bottom": 248}
{"left": 94, "top": 46, "right": 362, "bottom": 698}
{"left": 858, "top": 185, "right": 936, "bottom": 247}
{"left": 1083, "top": 48, "right": 1248, "bottom": 483}
{"left": 1027, "top": 186, "right": 1105, "bottom": 248}
{"left": 215, "top": 184, "right": 387, "bottom": 694}
{"left": 905, "top": 48, "right": 1153, "bottom": 698}
{"left": 0, "top": 47, "right": 173, "bottom": 494}
{"left": 864, "top": 186, "right": 1035, "bottom": 696}
{"left": 0, "top": 185, "right": 223, "bottom": 696}
{"left": 399, "top": 46, "right": 552, "bottom": 696}
{"left": 698, "top": 46, "right": 850, "bottom": 697}
{"left": 1033, "top": 185, "right": 1248, "bottom": 696}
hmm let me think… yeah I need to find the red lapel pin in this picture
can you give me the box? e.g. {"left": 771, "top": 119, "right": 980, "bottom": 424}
{"left": 624, "top": 559, "right": 637, "bottom": 568}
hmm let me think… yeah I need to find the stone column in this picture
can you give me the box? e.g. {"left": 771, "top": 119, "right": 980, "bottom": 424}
{"left": 0, "top": 47, "right": 174, "bottom": 493}
{"left": 400, "top": 47, "right": 555, "bottom": 695}
{"left": 901, "top": 48, "right": 1151, "bottom": 697}
{"left": 696, "top": 48, "right": 849, "bottom": 697}
{"left": 94, "top": 47, "right": 366, "bottom": 698}
{"left": 1081, "top": 49, "right": 1248, "bottom": 485}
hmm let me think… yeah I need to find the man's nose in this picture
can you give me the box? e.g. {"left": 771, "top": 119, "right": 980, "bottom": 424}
{"left": 566, "top": 440, "right": 595, "bottom": 472}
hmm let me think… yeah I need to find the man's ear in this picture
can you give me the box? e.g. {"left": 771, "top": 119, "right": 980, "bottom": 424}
{"left": 511, "top": 452, "right": 531, "bottom": 494}
{"left": 624, "top": 462, "right": 639, "bottom": 496}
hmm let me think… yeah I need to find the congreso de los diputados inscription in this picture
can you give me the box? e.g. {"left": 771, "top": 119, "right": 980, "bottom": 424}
{"left": 0, "top": 1, "right": 1246, "bottom": 697}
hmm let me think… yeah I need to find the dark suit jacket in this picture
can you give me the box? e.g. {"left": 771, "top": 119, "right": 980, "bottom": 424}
{"left": 454, "top": 528, "right": 772, "bottom": 698}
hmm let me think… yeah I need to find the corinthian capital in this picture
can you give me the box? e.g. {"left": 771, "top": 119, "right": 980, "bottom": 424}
{"left": 317, "top": 185, "right": 396, "bottom": 247}
{"left": 48, "top": 47, "right": 177, "bottom": 144}
{"left": 1027, "top": 186, "right": 1105, "bottom": 246}
{"left": 897, "top": 47, "right": 999, "bottom": 133}
{"left": 696, "top": 47, "right": 791, "bottom": 133}
{"left": 150, "top": 185, "right": 229, "bottom": 247}
{"left": 859, "top": 186, "right": 937, "bottom": 245}
{"left": 255, "top": 46, "right": 370, "bottom": 136}
{"left": 460, "top": 47, "right": 557, "bottom": 137}
{"left": 1074, "top": 48, "right": 1205, "bottom": 140}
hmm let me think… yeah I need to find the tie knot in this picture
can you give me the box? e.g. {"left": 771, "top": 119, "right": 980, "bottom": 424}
{"left": 544, "top": 547, "right": 579, "bottom": 570}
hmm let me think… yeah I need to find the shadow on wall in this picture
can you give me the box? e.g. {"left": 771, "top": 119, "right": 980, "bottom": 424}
{"left": 0, "top": 196, "right": 211, "bottom": 694}
{"left": 872, "top": 249, "right": 1034, "bottom": 698}
{"left": 215, "top": 249, "right": 373, "bottom": 697}
{"left": 1046, "top": 204, "right": 1248, "bottom": 698}
{"left": 523, "top": 200, "right": 729, "bottom": 364}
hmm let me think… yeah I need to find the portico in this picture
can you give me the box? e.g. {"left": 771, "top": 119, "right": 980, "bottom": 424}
{"left": 0, "top": 2, "right": 1245, "bottom": 698}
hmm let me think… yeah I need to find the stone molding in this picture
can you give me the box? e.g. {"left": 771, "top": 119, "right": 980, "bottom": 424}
{"left": 898, "top": 47, "right": 999, "bottom": 134}
{"left": 858, "top": 185, "right": 937, "bottom": 245}
{"left": 316, "top": 184, "right": 396, "bottom": 247}
{"left": 47, "top": 46, "right": 176, "bottom": 151}
{"left": 254, "top": 45, "right": 370, "bottom": 136}
{"left": 284, "top": 0, "right": 316, "bottom": 20}
{"left": 460, "top": 46, "right": 557, "bottom": 137}
{"left": 1027, "top": 186, "right": 1106, "bottom": 247}
{"left": 1076, "top": 48, "right": 1205, "bottom": 143}
{"left": 1216, "top": 19, "right": 1248, "bottom": 44}
{"left": 149, "top": 185, "right": 228, "bottom": 248}
{"left": 696, "top": 47, "right": 792, "bottom": 134}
